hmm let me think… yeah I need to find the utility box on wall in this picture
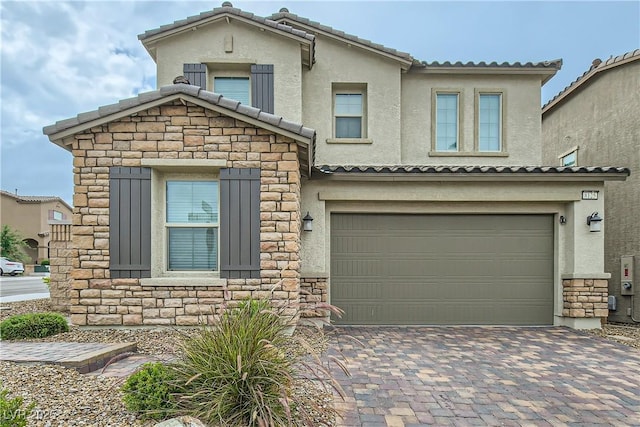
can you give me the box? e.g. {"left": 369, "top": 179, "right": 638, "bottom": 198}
{"left": 620, "top": 255, "right": 635, "bottom": 296}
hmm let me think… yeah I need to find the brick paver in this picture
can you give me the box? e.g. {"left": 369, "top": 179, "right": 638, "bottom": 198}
{"left": 328, "top": 327, "right": 640, "bottom": 426}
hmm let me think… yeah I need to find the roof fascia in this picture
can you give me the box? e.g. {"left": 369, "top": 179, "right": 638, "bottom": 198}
{"left": 410, "top": 66, "right": 559, "bottom": 83}
{"left": 272, "top": 19, "right": 413, "bottom": 70}
{"left": 141, "top": 13, "right": 313, "bottom": 66}
{"left": 543, "top": 55, "right": 640, "bottom": 114}
{"left": 311, "top": 172, "right": 628, "bottom": 183}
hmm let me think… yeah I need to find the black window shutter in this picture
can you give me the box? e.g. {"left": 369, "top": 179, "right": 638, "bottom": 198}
{"left": 251, "top": 64, "right": 274, "bottom": 113}
{"left": 183, "top": 63, "right": 207, "bottom": 89}
{"left": 109, "top": 167, "right": 151, "bottom": 279}
{"left": 219, "top": 168, "right": 261, "bottom": 279}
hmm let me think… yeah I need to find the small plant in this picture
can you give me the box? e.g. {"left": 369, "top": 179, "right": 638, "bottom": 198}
{"left": 0, "top": 313, "right": 69, "bottom": 340}
{"left": 169, "top": 297, "right": 347, "bottom": 426}
{"left": 42, "top": 276, "right": 50, "bottom": 289}
{"left": 0, "top": 385, "right": 35, "bottom": 427}
{"left": 40, "top": 259, "right": 50, "bottom": 266}
{"left": 121, "top": 362, "right": 178, "bottom": 421}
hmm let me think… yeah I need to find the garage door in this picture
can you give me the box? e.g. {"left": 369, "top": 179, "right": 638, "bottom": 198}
{"left": 330, "top": 214, "right": 554, "bottom": 325}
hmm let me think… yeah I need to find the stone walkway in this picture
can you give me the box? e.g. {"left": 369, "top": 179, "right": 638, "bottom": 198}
{"left": 0, "top": 341, "right": 137, "bottom": 373}
{"left": 328, "top": 327, "right": 640, "bottom": 426}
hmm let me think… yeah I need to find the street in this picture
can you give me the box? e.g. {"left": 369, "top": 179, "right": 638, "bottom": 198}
{"left": 0, "top": 275, "right": 50, "bottom": 302}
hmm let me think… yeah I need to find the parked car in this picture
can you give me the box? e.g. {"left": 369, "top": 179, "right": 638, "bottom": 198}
{"left": 0, "top": 257, "right": 25, "bottom": 276}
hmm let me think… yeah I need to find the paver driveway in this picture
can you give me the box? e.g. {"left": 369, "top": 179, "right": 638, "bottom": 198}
{"left": 327, "top": 327, "right": 640, "bottom": 426}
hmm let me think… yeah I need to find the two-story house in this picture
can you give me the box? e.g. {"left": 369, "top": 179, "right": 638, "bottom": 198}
{"left": 43, "top": 3, "right": 628, "bottom": 329}
{"left": 542, "top": 50, "right": 639, "bottom": 324}
{"left": 0, "top": 189, "right": 72, "bottom": 264}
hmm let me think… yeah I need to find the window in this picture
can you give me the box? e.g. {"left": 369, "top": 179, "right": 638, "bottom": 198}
{"left": 561, "top": 150, "right": 578, "bottom": 167}
{"left": 214, "top": 77, "right": 250, "bottom": 105}
{"left": 435, "top": 93, "right": 459, "bottom": 151}
{"left": 165, "top": 181, "right": 219, "bottom": 271}
{"left": 49, "top": 210, "right": 65, "bottom": 221}
{"left": 478, "top": 94, "right": 502, "bottom": 151}
{"left": 334, "top": 93, "right": 363, "bottom": 138}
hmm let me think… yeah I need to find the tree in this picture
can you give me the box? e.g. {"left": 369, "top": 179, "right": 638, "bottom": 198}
{"left": 0, "top": 225, "right": 30, "bottom": 263}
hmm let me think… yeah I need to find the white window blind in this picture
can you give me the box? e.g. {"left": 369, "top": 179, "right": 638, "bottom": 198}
{"left": 214, "top": 77, "right": 250, "bottom": 105}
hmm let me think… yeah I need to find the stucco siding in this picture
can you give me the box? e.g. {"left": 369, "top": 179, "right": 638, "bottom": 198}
{"left": 154, "top": 20, "right": 303, "bottom": 122}
{"left": 542, "top": 61, "right": 640, "bottom": 322}
{"left": 402, "top": 74, "right": 543, "bottom": 165}
{"left": 301, "top": 37, "right": 402, "bottom": 165}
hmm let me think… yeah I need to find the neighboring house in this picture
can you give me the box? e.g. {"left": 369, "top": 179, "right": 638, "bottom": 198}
{"left": 0, "top": 190, "right": 72, "bottom": 264}
{"left": 43, "top": 3, "right": 629, "bottom": 329}
{"left": 542, "top": 49, "right": 640, "bottom": 324}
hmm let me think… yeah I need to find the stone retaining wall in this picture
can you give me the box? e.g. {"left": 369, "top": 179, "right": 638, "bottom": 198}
{"left": 300, "top": 275, "right": 329, "bottom": 319}
{"left": 67, "top": 100, "right": 302, "bottom": 326}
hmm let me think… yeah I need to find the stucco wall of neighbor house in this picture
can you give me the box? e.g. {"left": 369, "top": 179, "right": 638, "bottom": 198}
{"left": 542, "top": 61, "right": 640, "bottom": 322}
{"left": 300, "top": 178, "right": 608, "bottom": 325}
{"left": 64, "top": 100, "right": 302, "bottom": 326}
{"left": 401, "top": 74, "right": 543, "bottom": 165}
{"left": 301, "top": 36, "right": 403, "bottom": 165}
{"left": 154, "top": 20, "right": 303, "bottom": 123}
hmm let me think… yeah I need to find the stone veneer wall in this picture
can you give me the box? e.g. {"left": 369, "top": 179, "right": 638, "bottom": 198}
{"left": 49, "top": 223, "right": 74, "bottom": 312}
{"left": 562, "top": 278, "right": 609, "bottom": 318}
{"left": 69, "top": 100, "right": 301, "bottom": 326}
{"left": 299, "top": 275, "right": 329, "bottom": 319}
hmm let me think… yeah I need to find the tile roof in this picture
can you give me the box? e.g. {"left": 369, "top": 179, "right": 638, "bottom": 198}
{"left": 42, "top": 84, "right": 315, "bottom": 141}
{"left": 315, "top": 165, "right": 629, "bottom": 176}
{"left": 0, "top": 190, "right": 72, "bottom": 209}
{"left": 138, "top": 5, "right": 315, "bottom": 43}
{"left": 269, "top": 10, "right": 413, "bottom": 64}
{"left": 414, "top": 59, "right": 563, "bottom": 70}
{"left": 543, "top": 49, "right": 640, "bottom": 112}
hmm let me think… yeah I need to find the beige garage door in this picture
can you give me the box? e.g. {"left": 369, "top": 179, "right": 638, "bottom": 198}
{"left": 331, "top": 214, "right": 554, "bottom": 325}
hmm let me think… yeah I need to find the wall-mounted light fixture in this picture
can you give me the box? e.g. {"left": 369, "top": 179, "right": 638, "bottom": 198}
{"left": 302, "top": 212, "right": 314, "bottom": 232}
{"left": 587, "top": 212, "right": 603, "bottom": 232}
{"left": 559, "top": 215, "right": 567, "bottom": 225}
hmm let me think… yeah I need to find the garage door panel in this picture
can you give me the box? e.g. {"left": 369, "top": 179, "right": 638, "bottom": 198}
{"left": 331, "top": 214, "right": 553, "bottom": 325}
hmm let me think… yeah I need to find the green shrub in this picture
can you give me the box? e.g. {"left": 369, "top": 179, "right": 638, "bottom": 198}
{"left": 0, "top": 385, "right": 35, "bottom": 427}
{"left": 0, "top": 313, "right": 69, "bottom": 340}
{"left": 121, "top": 362, "right": 178, "bottom": 421}
{"left": 40, "top": 259, "right": 50, "bottom": 266}
{"left": 42, "top": 276, "right": 50, "bottom": 289}
{"left": 170, "top": 299, "right": 297, "bottom": 426}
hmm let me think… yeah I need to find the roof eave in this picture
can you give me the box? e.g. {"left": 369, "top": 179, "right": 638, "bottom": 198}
{"left": 139, "top": 13, "right": 314, "bottom": 68}
{"left": 312, "top": 171, "right": 628, "bottom": 182}
{"left": 271, "top": 17, "right": 413, "bottom": 69}
{"left": 411, "top": 66, "right": 559, "bottom": 83}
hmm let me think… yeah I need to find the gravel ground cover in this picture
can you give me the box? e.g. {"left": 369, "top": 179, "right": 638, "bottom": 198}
{"left": 0, "top": 299, "right": 334, "bottom": 426}
{"left": 1, "top": 298, "right": 638, "bottom": 426}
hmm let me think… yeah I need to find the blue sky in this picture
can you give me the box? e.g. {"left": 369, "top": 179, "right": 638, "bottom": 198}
{"left": 1, "top": 0, "right": 638, "bottom": 206}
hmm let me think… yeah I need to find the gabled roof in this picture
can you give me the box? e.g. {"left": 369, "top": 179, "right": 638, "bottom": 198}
{"left": 411, "top": 59, "right": 562, "bottom": 84}
{"left": 269, "top": 9, "right": 414, "bottom": 69}
{"left": 138, "top": 4, "right": 315, "bottom": 67}
{"left": 543, "top": 49, "right": 640, "bottom": 113}
{"left": 314, "top": 165, "right": 629, "bottom": 182}
{"left": 43, "top": 84, "right": 315, "bottom": 176}
{"left": 0, "top": 190, "right": 72, "bottom": 211}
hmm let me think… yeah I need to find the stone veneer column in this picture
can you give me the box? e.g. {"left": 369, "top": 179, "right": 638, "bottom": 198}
{"left": 300, "top": 274, "right": 329, "bottom": 320}
{"left": 67, "top": 101, "right": 302, "bottom": 326}
{"left": 49, "top": 223, "right": 74, "bottom": 312}
{"left": 562, "top": 278, "right": 609, "bottom": 319}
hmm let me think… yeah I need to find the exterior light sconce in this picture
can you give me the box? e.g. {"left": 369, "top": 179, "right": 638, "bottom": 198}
{"left": 559, "top": 215, "right": 567, "bottom": 225}
{"left": 303, "top": 212, "right": 314, "bottom": 232}
{"left": 587, "top": 212, "right": 603, "bottom": 232}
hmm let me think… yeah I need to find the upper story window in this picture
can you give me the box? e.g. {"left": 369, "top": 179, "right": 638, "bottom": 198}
{"left": 330, "top": 83, "right": 368, "bottom": 141}
{"left": 214, "top": 77, "right": 250, "bottom": 105}
{"left": 165, "top": 180, "right": 219, "bottom": 271}
{"left": 435, "top": 93, "right": 459, "bottom": 152}
{"left": 560, "top": 148, "right": 578, "bottom": 166}
{"left": 478, "top": 93, "right": 502, "bottom": 152}
{"left": 49, "top": 210, "right": 66, "bottom": 221}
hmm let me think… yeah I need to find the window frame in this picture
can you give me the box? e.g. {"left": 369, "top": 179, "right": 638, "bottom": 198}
{"left": 213, "top": 76, "right": 251, "bottom": 105}
{"left": 329, "top": 83, "right": 369, "bottom": 142}
{"left": 475, "top": 91, "right": 505, "bottom": 152}
{"left": 431, "top": 90, "right": 462, "bottom": 152}
{"left": 150, "top": 170, "right": 221, "bottom": 278}
{"left": 559, "top": 146, "right": 579, "bottom": 167}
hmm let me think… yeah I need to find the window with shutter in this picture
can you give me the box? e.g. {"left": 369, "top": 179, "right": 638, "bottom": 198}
{"left": 109, "top": 167, "right": 152, "bottom": 278}
{"left": 183, "top": 63, "right": 207, "bottom": 89}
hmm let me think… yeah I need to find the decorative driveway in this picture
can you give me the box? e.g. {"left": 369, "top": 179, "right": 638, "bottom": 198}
{"left": 328, "top": 327, "right": 640, "bottom": 426}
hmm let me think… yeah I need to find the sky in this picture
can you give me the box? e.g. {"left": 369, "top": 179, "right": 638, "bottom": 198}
{"left": 1, "top": 0, "right": 638, "bottom": 206}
